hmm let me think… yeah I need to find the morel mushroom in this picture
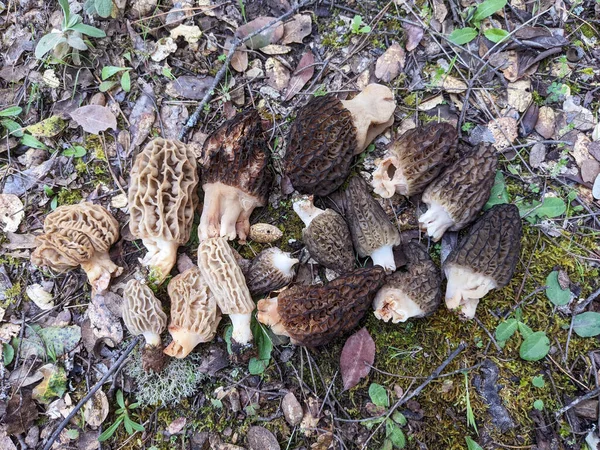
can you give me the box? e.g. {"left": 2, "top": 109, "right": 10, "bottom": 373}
{"left": 293, "top": 195, "right": 355, "bottom": 274}
{"left": 128, "top": 138, "right": 199, "bottom": 283}
{"left": 246, "top": 248, "right": 299, "bottom": 297}
{"left": 164, "top": 266, "right": 221, "bottom": 358}
{"left": 31, "top": 203, "right": 122, "bottom": 293}
{"left": 419, "top": 144, "right": 497, "bottom": 242}
{"left": 372, "top": 122, "right": 458, "bottom": 198}
{"left": 443, "top": 204, "right": 522, "bottom": 319}
{"left": 373, "top": 242, "right": 441, "bottom": 323}
{"left": 284, "top": 84, "right": 396, "bottom": 196}
{"left": 332, "top": 176, "right": 401, "bottom": 272}
{"left": 198, "top": 238, "right": 255, "bottom": 355}
{"left": 198, "top": 109, "right": 271, "bottom": 244}
{"left": 257, "top": 267, "right": 386, "bottom": 346}
{"left": 122, "top": 279, "right": 168, "bottom": 372}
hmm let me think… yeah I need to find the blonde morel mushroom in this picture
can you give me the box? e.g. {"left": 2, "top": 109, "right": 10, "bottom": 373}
{"left": 419, "top": 144, "right": 498, "bottom": 242}
{"left": 373, "top": 242, "right": 441, "bottom": 323}
{"left": 31, "top": 203, "right": 122, "bottom": 293}
{"left": 199, "top": 110, "right": 272, "bottom": 244}
{"left": 293, "top": 195, "right": 354, "bottom": 274}
{"left": 332, "top": 176, "right": 401, "bottom": 272}
{"left": 372, "top": 122, "right": 458, "bottom": 198}
{"left": 122, "top": 279, "right": 168, "bottom": 372}
{"left": 257, "top": 267, "right": 386, "bottom": 346}
{"left": 128, "top": 138, "right": 199, "bottom": 283}
{"left": 198, "top": 238, "right": 255, "bottom": 356}
{"left": 443, "top": 204, "right": 522, "bottom": 319}
{"left": 284, "top": 84, "right": 396, "bottom": 196}
{"left": 164, "top": 266, "right": 221, "bottom": 359}
{"left": 246, "top": 248, "right": 299, "bottom": 297}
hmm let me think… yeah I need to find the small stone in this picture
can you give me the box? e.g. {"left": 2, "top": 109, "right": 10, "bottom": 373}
{"left": 247, "top": 426, "right": 280, "bottom": 450}
{"left": 282, "top": 392, "right": 303, "bottom": 426}
{"left": 529, "top": 143, "right": 546, "bottom": 168}
{"left": 25, "top": 426, "right": 40, "bottom": 448}
{"left": 89, "top": 93, "right": 106, "bottom": 106}
{"left": 535, "top": 106, "right": 555, "bottom": 139}
{"left": 581, "top": 159, "right": 600, "bottom": 184}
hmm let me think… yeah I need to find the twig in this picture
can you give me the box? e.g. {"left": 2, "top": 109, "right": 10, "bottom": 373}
{"left": 178, "top": 0, "right": 314, "bottom": 141}
{"left": 555, "top": 386, "right": 600, "bottom": 417}
{"left": 42, "top": 337, "right": 142, "bottom": 450}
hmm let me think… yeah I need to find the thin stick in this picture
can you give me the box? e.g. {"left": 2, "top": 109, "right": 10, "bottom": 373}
{"left": 178, "top": 0, "right": 314, "bottom": 141}
{"left": 42, "top": 337, "right": 142, "bottom": 450}
{"left": 555, "top": 386, "right": 600, "bottom": 417}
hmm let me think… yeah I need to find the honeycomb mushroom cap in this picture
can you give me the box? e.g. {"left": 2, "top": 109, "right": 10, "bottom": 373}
{"left": 419, "top": 144, "right": 498, "bottom": 242}
{"left": 198, "top": 238, "right": 255, "bottom": 355}
{"left": 246, "top": 248, "right": 299, "bottom": 297}
{"left": 372, "top": 122, "right": 458, "bottom": 198}
{"left": 122, "top": 279, "right": 168, "bottom": 372}
{"left": 199, "top": 109, "right": 272, "bottom": 243}
{"left": 332, "top": 176, "right": 401, "bottom": 272}
{"left": 284, "top": 84, "right": 395, "bottom": 196}
{"left": 31, "top": 203, "right": 122, "bottom": 293}
{"left": 257, "top": 267, "right": 386, "bottom": 346}
{"left": 128, "top": 138, "right": 199, "bottom": 283}
{"left": 443, "top": 204, "right": 522, "bottom": 319}
{"left": 164, "top": 266, "right": 221, "bottom": 359}
{"left": 373, "top": 241, "right": 441, "bottom": 323}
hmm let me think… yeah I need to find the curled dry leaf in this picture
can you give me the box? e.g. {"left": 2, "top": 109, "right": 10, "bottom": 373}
{"left": 0, "top": 193, "right": 24, "bottom": 232}
{"left": 166, "top": 417, "right": 187, "bottom": 435}
{"left": 506, "top": 79, "right": 532, "bottom": 112}
{"left": 170, "top": 24, "right": 202, "bottom": 44}
{"left": 404, "top": 23, "right": 424, "bottom": 51}
{"left": 168, "top": 75, "right": 216, "bottom": 100}
{"left": 265, "top": 57, "right": 290, "bottom": 92}
{"left": 70, "top": 105, "right": 117, "bottom": 134}
{"left": 83, "top": 389, "right": 109, "bottom": 429}
{"left": 225, "top": 37, "right": 249, "bottom": 73}
{"left": 236, "top": 16, "right": 284, "bottom": 50}
{"left": 488, "top": 117, "right": 518, "bottom": 150}
{"left": 281, "top": 14, "right": 312, "bottom": 45}
{"left": 375, "top": 42, "right": 405, "bottom": 83}
{"left": 284, "top": 49, "right": 315, "bottom": 101}
{"left": 26, "top": 283, "right": 54, "bottom": 310}
{"left": 535, "top": 106, "right": 556, "bottom": 139}
{"left": 340, "top": 327, "right": 375, "bottom": 391}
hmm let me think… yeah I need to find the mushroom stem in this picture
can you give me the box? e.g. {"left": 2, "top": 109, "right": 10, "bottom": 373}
{"left": 370, "top": 245, "right": 396, "bottom": 273}
{"left": 444, "top": 265, "right": 497, "bottom": 319}
{"left": 373, "top": 288, "right": 426, "bottom": 323}
{"left": 80, "top": 253, "right": 123, "bottom": 294}
{"left": 140, "top": 237, "right": 178, "bottom": 282}
{"left": 372, "top": 156, "right": 408, "bottom": 198}
{"left": 418, "top": 201, "right": 456, "bottom": 242}
{"left": 142, "top": 331, "right": 161, "bottom": 348}
{"left": 229, "top": 313, "right": 253, "bottom": 346}
{"left": 164, "top": 326, "right": 205, "bottom": 359}
{"left": 257, "top": 297, "right": 290, "bottom": 338}
{"left": 271, "top": 251, "right": 299, "bottom": 275}
{"left": 292, "top": 195, "right": 324, "bottom": 227}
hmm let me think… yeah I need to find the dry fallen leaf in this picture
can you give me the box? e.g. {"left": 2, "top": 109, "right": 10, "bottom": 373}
{"left": 507, "top": 79, "right": 532, "bottom": 112}
{"left": 404, "top": 23, "right": 424, "bottom": 51}
{"left": 375, "top": 42, "right": 405, "bottom": 83}
{"left": 284, "top": 49, "right": 315, "bottom": 101}
{"left": 70, "top": 105, "right": 117, "bottom": 134}
{"left": 340, "top": 327, "right": 375, "bottom": 391}
{"left": 26, "top": 283, "right": 54, "bottom": 310}
{"left": 535, "top": 106, "right": 556, "bottom": 139}
{"left": 488, "top": 117, "right": 518, "bottom": 150}
{"left": 129, "top": 81, "right": 156, "bottom": 151}
{"left": 0, "top": 193, "right": 24, "bottom": 232}
{"left": 225, "top": 37, "right": 249, "bottom": 73}
{"left": 432, "top": 74, "right": 467, "bottom": 93}
{"left": 166, "top": 417, "right": 187, "bottom": 435}
{"left": 151, "top": 37, "right": 177, "bottom": 62}
{"left": 83, "top": 390, "right": 109, "bottom": 429}
{"left": 281, "top": 14, "right": 312, "bottom": 45}
{"left": 170, "top": 24, "right": 202, "bottom": 45}
{"left": 236, "top": 16, "right": 284, "bottom": 50}
{"left": 282, "top": 392, "right": 303, "bottom": 426}
{"left": 247, "top": 426, "right": 280, "bottom": 450}
{"left": 168, "top": 75, "right": 215, "bottom": 100}
{"left": 265, "top": 57, "right": 290, "bottom": 92}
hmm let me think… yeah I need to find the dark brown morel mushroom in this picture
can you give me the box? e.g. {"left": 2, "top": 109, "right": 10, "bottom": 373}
{"left": 284, "top": 84, "right": 396, "bottom": 196}
{"left": 246, "top": 248, "right": 299, "bottom": 296}
{"left": 332, "top": 176, "right": 401, "bottom": 272}
{"left": 372, "top": 122, "right": 458, "bottom": 198}
{"left": 199, "top": 109, "right": 272, "bottom": 244}
{"left": 443, "top": 204, "right": 522, "bottom": 319}
{"left": 293, "top": 195, "right": 355, "bottom": 274}
{"left": 257, "top": 267, "right": 386, "bottom": 346}
{"left": 419, "top": 144, "right": 498, "bottom": 242}
{"left": 373, "top": 241, "right": 441, "bottom": 323}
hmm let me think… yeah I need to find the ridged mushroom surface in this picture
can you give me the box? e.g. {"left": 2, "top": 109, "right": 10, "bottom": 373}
{"left": 443, "top": 204, "right": 522, "bottom": 319}
{"left": 257, "top": 267, "right": 386, "bottom": 346}
{"left": 31, "top": 202, "right": 122, "bottom": 293}
{"left": 373, "top": 242, "right": 441, "bottom": 323}
{"left": 246, "top": 248, "right": 299, "bottom": 297}
{"left": 284, "top": 84, "right": 396, "bottom": 196}
{"left": 199, "top": 109, "right": 271, "bottom": 244}
{"left": 419, "top": 144, "right": 498, "bottom": 241}
{"left": 372, "top": 122, "right": 458, "bottom": 198}
{"left": 128, "top": 138, "right": 199, "bottom": 283}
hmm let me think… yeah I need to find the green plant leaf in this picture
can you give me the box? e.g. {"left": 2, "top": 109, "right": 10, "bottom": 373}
{"left": 123, "top": 415, "right": 133, "bottom": 435}
{"left": 472, "top": 0, "right": 507, "bottom": 22}
{"left": 533, "top": 399, "right": 544, "bottom": 410}
{"left": 102, "top": 66, "right": 127, "bottom": 80}
{"left": 70, "top": 23, "right": 106, "bottom": 38}
{"left": 484, "top": 171, "right": 510, "bottom": 208}
{"left": 573, "top": 312, "right": 600, "bottom": 337}
{"left": 62, "top": 145, "right": 87, "bottom": 158}
{"left": 98, "top": 416, "right": 123, "bottom": 441}
{"left": 116, "top": 389, "right": 125, "bottom": 409}
{"left": 465, "top": 436, "right": 484, "bottom": 450}
{"left": 532, "top": 375, "right": 545, "bottom": 388}
{"left": 67, "top": 34, "right": 88, "bottom": 51}
{"left": 368, "top": 383, "right": 389, "bottom": 408}
{"left": 0, "top": 106, "right": 22, "bottom": 117}
{"left": 95, "top": 0, "right": 113, "bottom": 18}
{"left": 21, "top": 133, "right": 47, "bottom": 149}
{"left": 520, "top": 331, "right": 550, "bottom": 361}
{"left": 483, "top": 28, "right": 509, "bottom": 43}
{"left": 3, "top": 343, "right": 14, "bottom": 366}
{"left": 58, "top": 0, "right": 71, "bottom": 24}
{"left": 495, "top": 318, "right": 518, "bottom": 341}
{"left": 121, "top": 71, "right": 131, "bottom": 92}
{"left": 537, "top": 197, "right": 567, "bottom": 218}
{"left": 99, "top": 81, "right": 118, "bottom": 92}
{"left": 386, "top": 420, "right": 406, "bottom": 448}
{"left": 545, "top": 271, "right": 571, "bottom": 306}
{"left": 128, "top": 419, "right": 144, "bottom": 432}
{"left": 517, "top": 321, "right": 534, "bottom": 339}
{"left": 1, "top": 119, "right": 23, "bottom": 137}
{"left": 248, "top": 319, "right": 273, "bottom": 375}
{"left": 448, "top": 27, "right": 478, "bottom": 45}
{"left": 391, "top": 411, "right": 407, "bottom": 426}
{"left": 35, "top": 33, "right": 65, "bottom": 59}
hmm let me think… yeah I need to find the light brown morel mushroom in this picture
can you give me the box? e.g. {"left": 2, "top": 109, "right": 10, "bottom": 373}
{"left": 372, "top": 122, "right": 458, "bottom": 198}
{"left": 443, "top": 204, "right": 522, "bottom": 319}
{"left": 257, "top": 267, "right": 386, "bottom": 346}
{"left": 419, "top": 144, "right": 498, "bottom": 242}
{"left": 293, "top": 195, "right": 355, "bottom": 274}
{"left": 246, "top": 248, "right": 299, "bottom": 297}
{"left": 164, "top": 266, "right": 221, "bottom": 358}
{"left": 332, "top": 176, "right": 401, "bottom": 272}
{"left": 128, "top": 138, "right": 199, "bottom": 283}
{"left": 284, "top": 84, "right": 396, "bottom": 196}
{"left": 198, "top": 237, "right": 255, "bottom": 355}
{"left": 373, "top": 242, "right": 441, "bottom": 323}
{"left": 31, "top": 202, "right": 122, "bottom": 293}
{"left": 198, "top": 109, "right": 271, "bottom": 244}
{"left": 122, "top": 279, "right": 168, "bottom": 372}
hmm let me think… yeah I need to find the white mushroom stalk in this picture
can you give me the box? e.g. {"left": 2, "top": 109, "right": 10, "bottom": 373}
{"left": 293, "top": 195, "right": 325, "bottom": 227}
{"left": 373, "top": 287, "right": 426, "bottom": 323}
{"left": 256, "top": 297, "right": 291, "bottom": 339}
{"left": 372, "top": 156, "right": 409, "bottom": 198}
{"left": 370, "top": 245, "right": 396, "bottom": 273}
{"left": 139, "top": 237, "right": 179, "bottom": 282}
{"left": 418, "top": 201, "right": 456, "bottom": 243}
{"left": 444, "top": 265, "right": 497, "bottom": 320}
{"left": 80, "top": 252, "right": 123, "bottom": 294}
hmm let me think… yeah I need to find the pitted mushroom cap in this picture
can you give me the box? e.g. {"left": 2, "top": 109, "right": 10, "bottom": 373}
{"left": 246, "top": 248, "right": 299, "bottom": 297}
{"left": 372, "top": 122, "right": 458, "bottom": 198}
{"left": 33, "top": 229, "right": 95, "bottom": 271}
{"left": 122, "top": 279, "right": 167, "bottom": 343}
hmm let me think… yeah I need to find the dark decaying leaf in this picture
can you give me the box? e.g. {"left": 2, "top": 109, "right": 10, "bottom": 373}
{"left": 171, "top": 76, "right": 215, "bottom": 100}
{"left": 340, "top": 327, "right": 375, "bottom": 391}
{"left": 520, "top": 102, "right": 539, "bottom": 137}
{"left": 129, "top": 80, "right": 156, "bottom": 151}
{"left": 5, "top": 390, "right": 39, "bottom": 435}
{"left": 247, "top": 426, "right": 280, "bottom": 450}
{"left": 511, "top": 27, "right": 568, "bottom": 49}
{"left": 284, "top": 49, "right": 315, "bottom": 101}
{"left": 235, "top": 16, "right": 284, "bottom": 50}
{"left": 70, "top": 105, "right": 117, "bottom": 134}
{"left": 226, "top": 37, "right": 249, "bottom": 73}
{"left": 404, "top": 23, "right": 424, "bottom": 51}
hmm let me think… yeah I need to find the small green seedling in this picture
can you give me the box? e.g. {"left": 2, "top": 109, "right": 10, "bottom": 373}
{"left": 362, "top": 383, "right": 407, "bottom": 449}
{"left": 495, "top": 310, "right": 550, "bottom": 361}
{"left": 100, "top": 66, "right": 132, "bottom": 93}
{"left": 448, "top": 0, "right": 509, "bottom": 45}
{"left": 99, "top": 390, "right": 144, "bottom": 442}
{"left": 351, "top": 15, "right": 371, "bottom": 34}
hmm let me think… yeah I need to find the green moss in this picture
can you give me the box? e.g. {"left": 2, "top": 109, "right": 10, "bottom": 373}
{"left": 580, "top": 23, "right": 598, "bottom": 39}
{"left": 1, "top": 282, "right": 21, "bottom": 308}
{"left": 57, "top": 188, "right": 83, "bottom": 206}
